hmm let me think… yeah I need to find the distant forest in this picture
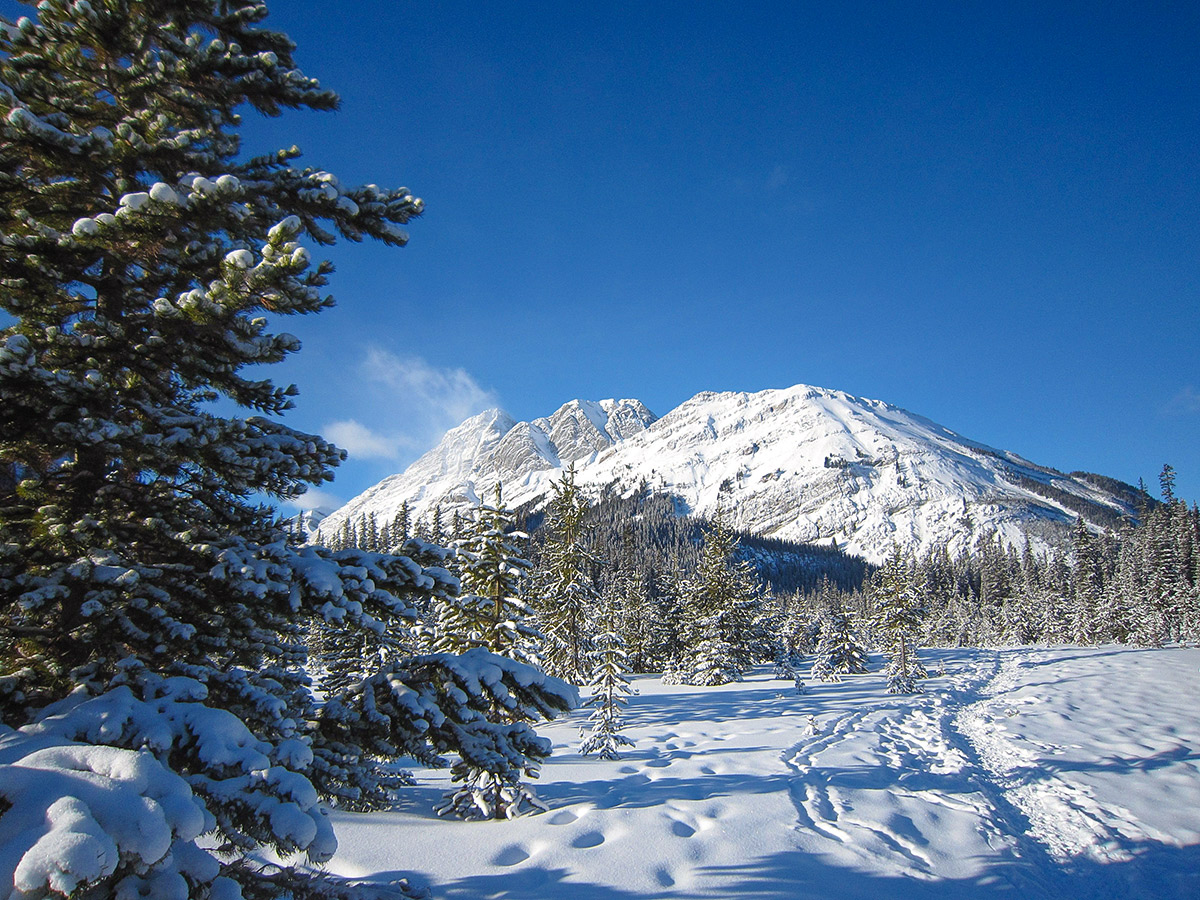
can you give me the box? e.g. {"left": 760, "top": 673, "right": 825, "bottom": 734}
{"left": 318, "top": 464, "right": 1199, "bottom": 665}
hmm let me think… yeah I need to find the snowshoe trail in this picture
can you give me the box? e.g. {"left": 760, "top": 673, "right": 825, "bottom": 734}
{"left": 782, "top": 651, "right": 1067, "bottom": 893}
{"left": 956, "top": 650, "right": 1181, "bottom": 864}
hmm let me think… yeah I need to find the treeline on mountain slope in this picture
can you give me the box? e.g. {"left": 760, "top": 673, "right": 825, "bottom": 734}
{"left": 318, "top": 484, "right": 871, "bottom": 596}
{"left": 321, "top": 464, "right": 1199, "bottom": 694}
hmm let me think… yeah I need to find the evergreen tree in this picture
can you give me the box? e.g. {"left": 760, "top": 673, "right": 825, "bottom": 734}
{"left": 429, "top": 503, "right": 445, "bottom": 545}
{"left": 1070, "top": 517, "right": 1104, "bottom": 645}
{"left": 810, "top": 607, "right": 869, "bottom": 681}
{"left": 1160, "top": 464, "right": 1177, "bottom": 505}
{"left": 0, "top": 4, "right": 571, "bottom": 895}
{"left": 606, "top": 561, "right": 640, "bottom": 669}
{"left": 436, "top": 486, "right": 539, "bottom": 663}
{"left": 535, "top": 465, "right": 598, "bottom": 684}
{"left": 672, "top": 510, "right": 763, "bottom": 685}
{"left": 772, "top": 646, "right": 800, "bottom": 680}
{"left": 579, "top": 595, "right": 636, "bottom": 760}
{"left": 392, "top": 500, "right": 411, "bottom": 547}
{"left": 428, "top": 487, "right": 553, "bottom": 820}
{"left": 642, "top": 567, "right": 686, "bottom": 673}
{"left": 871, "top": 547, "right": 927, "bottom": 693}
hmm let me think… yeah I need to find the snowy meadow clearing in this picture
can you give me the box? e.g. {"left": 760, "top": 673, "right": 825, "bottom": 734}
{"left": 330, "top": 647, "right": 1200, "bottom": 899}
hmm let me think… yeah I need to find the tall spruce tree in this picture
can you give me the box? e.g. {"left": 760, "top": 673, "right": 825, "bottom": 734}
{"left": 1070, "top": 517, "right": 1104, "bottom": 645}
{"left": 671, "top": 510, "right": 762, "bottom": 686}
{"left": 0, "top": 4, "right": 574, "bottom": 896}
{"left": 535, "top": 464, "right": 598, "bottom": 684}
{"left": 430, "top": 487, "right": 556, "bottom": 821}
{"left": 579, "top": 594, "right": 636, "bottom": 760}
{"left": 437, "top": 485, "right": 539, "bottom": 664}
{"left": 871, "top": 546, "right": 927, "bottom": 693}
{"left": 810, "top": 607, "right": 869, "bottom": 682}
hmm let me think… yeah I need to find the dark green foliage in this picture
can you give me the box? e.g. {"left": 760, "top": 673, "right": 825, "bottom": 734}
{"left": 668, "top": 510, "right": 764, "bottom": 685}
{"left": 579, "top": 593, "right": 636, "bottom": 760}
{"left": 823, "top": 481, "right": 1198, "bottom": 651}
{"left": 533, "top": 466, "right": 598, "bottom": 684}
{"left": 317, "top": 648, "right": 576, "bottom": 816}
{"left": 438, "top": 487, "right": 539, "bottom": 662}
{"left": 870, "top": 547, "right": 926, "bottom": 693}
{"left": 0, "top": 3, "right": 572, "bottom": 896}
{"left": 810, "top": 607, "right": 869, "bottom": 681}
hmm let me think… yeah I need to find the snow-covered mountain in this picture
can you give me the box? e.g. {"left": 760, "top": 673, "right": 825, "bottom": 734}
{"left": 317, "top": 385, "right": 1143, "bottom": 563}
{"left": 318, "top": 397, "right": 657, "bottom": 533}
{"left": 283, "top": 508, "right": 328, "bottom": 542}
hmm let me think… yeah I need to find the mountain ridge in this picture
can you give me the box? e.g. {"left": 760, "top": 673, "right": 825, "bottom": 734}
{"left": 315, "top": 384, "right": 1144, "bottom": 564}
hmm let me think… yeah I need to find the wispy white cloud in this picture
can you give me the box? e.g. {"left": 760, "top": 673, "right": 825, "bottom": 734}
{"left": 766, "top": 164, "right": 789, "bottom": 191}
{"left": 1165, "top": 386, "right": 1200, "bottom": 415}
{"left": 321, "top": 348, "right": 498, "bottom": 464}
{"left": 324, "top": 419, "right": 407, "bottom": 460}
{"left": 280, "top": 486, "right": 344, "bottom": 515}
{"left": 361, "top": 347, "right": 497, "bottom": 426}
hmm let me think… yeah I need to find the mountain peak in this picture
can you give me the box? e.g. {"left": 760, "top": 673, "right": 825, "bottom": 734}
{"left": 317, "top": 385, "right": 1142, "bottom": 563}
{"left": 318, "top": 398, "right": 657, "bottom": 537}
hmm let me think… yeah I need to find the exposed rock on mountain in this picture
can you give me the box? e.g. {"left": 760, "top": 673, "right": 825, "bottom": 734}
{"left": 317, "top": 385, "right": 1143, "bottom": 564}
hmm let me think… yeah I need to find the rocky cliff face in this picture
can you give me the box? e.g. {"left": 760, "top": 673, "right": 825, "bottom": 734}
{"left": 317, "top": 398, "right": 658, "bottom": 537}
{"left": 317, "top": 385, "right": 1142, "bottom": 564}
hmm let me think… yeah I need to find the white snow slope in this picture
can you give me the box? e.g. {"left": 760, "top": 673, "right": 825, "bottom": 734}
{"left": 318, "top": 385, "right": 1141, "bottom": 564}
{"left": 330, "top": 646, "right": 1200, "bottom": 900}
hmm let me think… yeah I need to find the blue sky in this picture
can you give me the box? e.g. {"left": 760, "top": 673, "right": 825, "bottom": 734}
{"left": 247, "top": 1, "right": 1199, "bottom": 510}
{"left": 11, "top": 1, "right": 1200, "bottom": 507}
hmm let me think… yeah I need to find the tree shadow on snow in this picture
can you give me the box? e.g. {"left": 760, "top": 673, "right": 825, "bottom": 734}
{"left": 357, "top": 840, "right": 1200, "bottom": 900}
{"left": 1000, "top": 647, "right": 1143, "bottom": 668}
{"left": 615, "top": 680, "right": 885, "bottom": 731}
{"left": 1007, "top": 743, "right": 1200, "bottom": 779}
{"left": 385, "top": 783, "right": 455, "bottom": 820}
{"left": 683, "top": 839, "right": 1200, "bottom": 900}
{"left": 363, "top": 866, "right": 672, "bottom": 900}
{"left": 536, "top": 770, "right": 794, "bottom": 810}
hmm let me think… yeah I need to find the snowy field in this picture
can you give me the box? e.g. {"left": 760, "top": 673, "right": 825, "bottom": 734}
{"left": 330, "top": 647, "right": 1200, "bottom": 899}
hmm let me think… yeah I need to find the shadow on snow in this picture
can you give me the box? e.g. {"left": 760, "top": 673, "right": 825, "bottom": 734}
{"left": 366, "top": 841, "right": 1200, "bottom": 900}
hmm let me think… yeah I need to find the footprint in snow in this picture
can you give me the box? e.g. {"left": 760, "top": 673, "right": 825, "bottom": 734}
{"left": 492, "top": 845, "right": 530, "bottom": 867}
{"left": 571, "top": 831, "right": 606, "bottom": 849}
{"left": 671, "top": 820, "right": 697, "bottom": 838}
{"left": 547, "top": 809, "right": 579, "bottom": 826}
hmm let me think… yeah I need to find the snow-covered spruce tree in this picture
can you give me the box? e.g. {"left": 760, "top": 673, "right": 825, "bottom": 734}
{"left": 535, "top": 465, "right": 598, "bottom": 685}
{"left": 870, "top": 546, "right": 927, "bottom": 694}
{"left": 322, "top": 646, "right": 575, "bottom": 820}
{"left": 579, "top": 594, "right": 635, "bottom": 760}
{"left": 430, "top": 486, "right": 554, "bottom": 819}
{"left": 810, "top": 607, "right": 869, "bottom": 682}
{"left": 671, "top": 510, "right": 762, "bottom": 686}
{"left": 0, "top": 4, "right": 574, "bottom": 896}
{"left": 606, "top": 549, "right": 653, "bottom": 673}
{"left": 311, "top": 535, "right": 456, "bottom": 704}
{"left": 435, "top": 485, "right": 539, "bottom": 664}
{"left": 771, "top": 646, "right": 798, "bottom": 680}
{"left": 1069, "top": 517, "right": 1104, "bottom": 645}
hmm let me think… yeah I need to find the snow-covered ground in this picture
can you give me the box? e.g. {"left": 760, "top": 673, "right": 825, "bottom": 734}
{"left": 330, "top": 647, "right": 1200, "bottom": 899}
